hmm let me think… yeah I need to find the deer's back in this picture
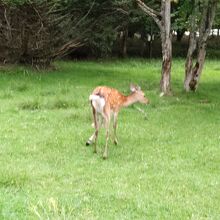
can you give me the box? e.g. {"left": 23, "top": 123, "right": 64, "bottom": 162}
{"left": 92, "top": 86, "right": 125, "bottom": 111}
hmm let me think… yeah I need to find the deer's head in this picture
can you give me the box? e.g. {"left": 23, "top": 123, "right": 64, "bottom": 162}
{"left": 130, "top": 84, "right": 149, "bottom": 104}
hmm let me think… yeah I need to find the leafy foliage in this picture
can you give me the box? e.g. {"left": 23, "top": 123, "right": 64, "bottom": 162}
{"left": 0, "top": 0, "right": 91, "bottom": 66}
{"left": 0, "top": 0, "right": 219, "bottom": 65}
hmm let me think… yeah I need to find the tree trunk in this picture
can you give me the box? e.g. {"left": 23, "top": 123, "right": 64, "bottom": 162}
{"left": 188, "top": 45, "right": 206, "bottom": 91}
{"left": 184, "top": 32, "right": 197, "bottom": 91}
{"left": 136, "top": 0, "right": 172, "bottom": 95}
{"left": 20, "top": 24, "right": 30, "bottom": 64}
{"left": 160, "top": 0, "right": 172, "bottom": 95}
{"left": 184, "top": 0, "right": 217, "bottom": 91}
{"left": 148, "top": 21, "right": 153, "bottom": 59}
{"left": 121, "top": 29, "right": 128, "bottom": 58}
{"left": 160, "top": 32, "right": 172, "bottom": 94}
{"left": 176, "top": 29, "right": 185, "bottom": 42}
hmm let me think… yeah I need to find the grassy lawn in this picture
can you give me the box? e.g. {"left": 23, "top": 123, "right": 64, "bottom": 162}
{"left": 0, "top": 59, "right": 219, "bottom": 219}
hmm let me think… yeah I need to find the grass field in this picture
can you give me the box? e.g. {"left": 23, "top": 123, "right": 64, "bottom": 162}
{"left": 0, "top": 59, "right": 219, "bottom": 219}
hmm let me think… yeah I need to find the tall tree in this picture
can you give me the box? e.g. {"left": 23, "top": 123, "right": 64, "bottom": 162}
{"left": 0, "top": 0, "right": 127, "bottom": 66}
{"left": 0, "top": 0, "right": 93, "bottom": 66}
{"left": 136, "top": 0, "right": 172, "bottom": 95}
{"left": 184, "top": 0, "right": 218, "bottom": 91}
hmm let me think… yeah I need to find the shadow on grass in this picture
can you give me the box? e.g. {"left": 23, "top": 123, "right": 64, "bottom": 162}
{"left": 19, "top": 100, "right": 41, "bottom": 110}
{"left": 0, "top": 171, "right": 28, "bottom": 188}
{"left": 18, "top": 99, "right": 80, "bottom": 110}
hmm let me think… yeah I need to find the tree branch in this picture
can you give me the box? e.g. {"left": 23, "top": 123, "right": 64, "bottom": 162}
{"left": 4, "top": 8, "right": 12, "bottom": 41}
{"left": 199, "top": 0, "right": 217, "bottom": 42}
{"left": 52, "top": 40, "right": 85, "bottom": 58}
{"left": 73, "top": 0, "right": 95, "bottom": 29}
{"left": 136, "top": 0, "right": 162, "bottom": 30}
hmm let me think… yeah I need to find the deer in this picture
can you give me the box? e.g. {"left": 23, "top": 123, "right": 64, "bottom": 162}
{"left": 86, "top": 84, "right": 149, "bottom": 159}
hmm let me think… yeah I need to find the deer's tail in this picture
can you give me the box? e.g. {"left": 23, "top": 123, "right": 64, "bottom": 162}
{"left": 89, "top": 94, "right": 105, "bottom": 113}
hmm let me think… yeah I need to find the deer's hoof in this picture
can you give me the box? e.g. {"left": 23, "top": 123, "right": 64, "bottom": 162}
{"left": 86, "top": 142, "right": 90, "bottom": 146}
{"left": 114, "top": 140, "right": 118, "bottom": 145}
{"left": 103, "top": 153, "right": 108, "bottom": 159}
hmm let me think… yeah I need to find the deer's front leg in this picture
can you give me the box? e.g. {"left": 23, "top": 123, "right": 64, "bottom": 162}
{"left": 103, "top": 112, "right": 110, "bottom": 159}
{"left": 113, "top": 112, "right": 118, "bottom": 145}
{"left": 93, "top": 107, "right": 99, "bottom": 154}
{"left": 103, "top": 122, "right": 110, "bottom": 159}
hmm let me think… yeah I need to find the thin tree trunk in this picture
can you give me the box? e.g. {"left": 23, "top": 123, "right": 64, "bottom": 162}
{"left": 148, "top": 39, "right": 153, "bottom": 58}
{"left": 20, "top": 25, "right": 30, "bottom": 63}
{"left": 148, "top": 20, "right": 153, "bottom": 59}
{"left": 160, "top": 32, "right": 172, "bottom": 94}
{"left": 136, "top": 0, "right": 172, "bottom": 95}
{"left": 176, "top": 29, "right": 185, "bottom": 42}
{"left": 121, "top": 29, "right": 128, "bottom": 58}
{"left": 188, "top": 45, "right": 206, "bottom": 91}
{"left": 184, "top": 0, "right": 217, "bottom": 91}
{"left": 184, "top": 32, "right": 197, "bottom": 91}
{"left": 160, "top": 0, "right": 172, "bottom": 95}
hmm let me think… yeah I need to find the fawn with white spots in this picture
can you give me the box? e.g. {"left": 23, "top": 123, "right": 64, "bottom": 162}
{"left": 86, "top": 84, "right": 149, "bottom": 159}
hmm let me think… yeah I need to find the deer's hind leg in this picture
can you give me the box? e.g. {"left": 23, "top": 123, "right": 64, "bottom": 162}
{"left": 113, "top": 112, "right": 118, "bottom": 145}
{"left": 102, "top": 106, "right": 111, "bottom": 159}
{"left": 86, "top": 106, "right": 99, "bottom": 153}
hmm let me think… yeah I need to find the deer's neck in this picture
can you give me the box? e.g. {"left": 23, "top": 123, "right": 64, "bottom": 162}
{"left": 122, "top": 93, "right": 138, "bottom": 107}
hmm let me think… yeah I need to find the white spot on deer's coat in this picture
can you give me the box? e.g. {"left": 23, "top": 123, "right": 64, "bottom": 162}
{"left": 89, "top": 95, "right": 105, "bottom": 113}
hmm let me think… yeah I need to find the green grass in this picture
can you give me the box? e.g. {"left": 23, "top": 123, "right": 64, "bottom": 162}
{"left": 0, "top": 59, "right": 219, "bottom": 219}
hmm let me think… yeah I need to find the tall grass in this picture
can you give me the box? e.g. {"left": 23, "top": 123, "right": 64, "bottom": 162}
{"left": 0, "top": 59, "right": 219, "bottom": 219}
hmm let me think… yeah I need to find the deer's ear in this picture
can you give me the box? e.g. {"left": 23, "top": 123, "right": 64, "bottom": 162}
{"left": 130, "top": 83, "right": 136, "bottom": 92}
